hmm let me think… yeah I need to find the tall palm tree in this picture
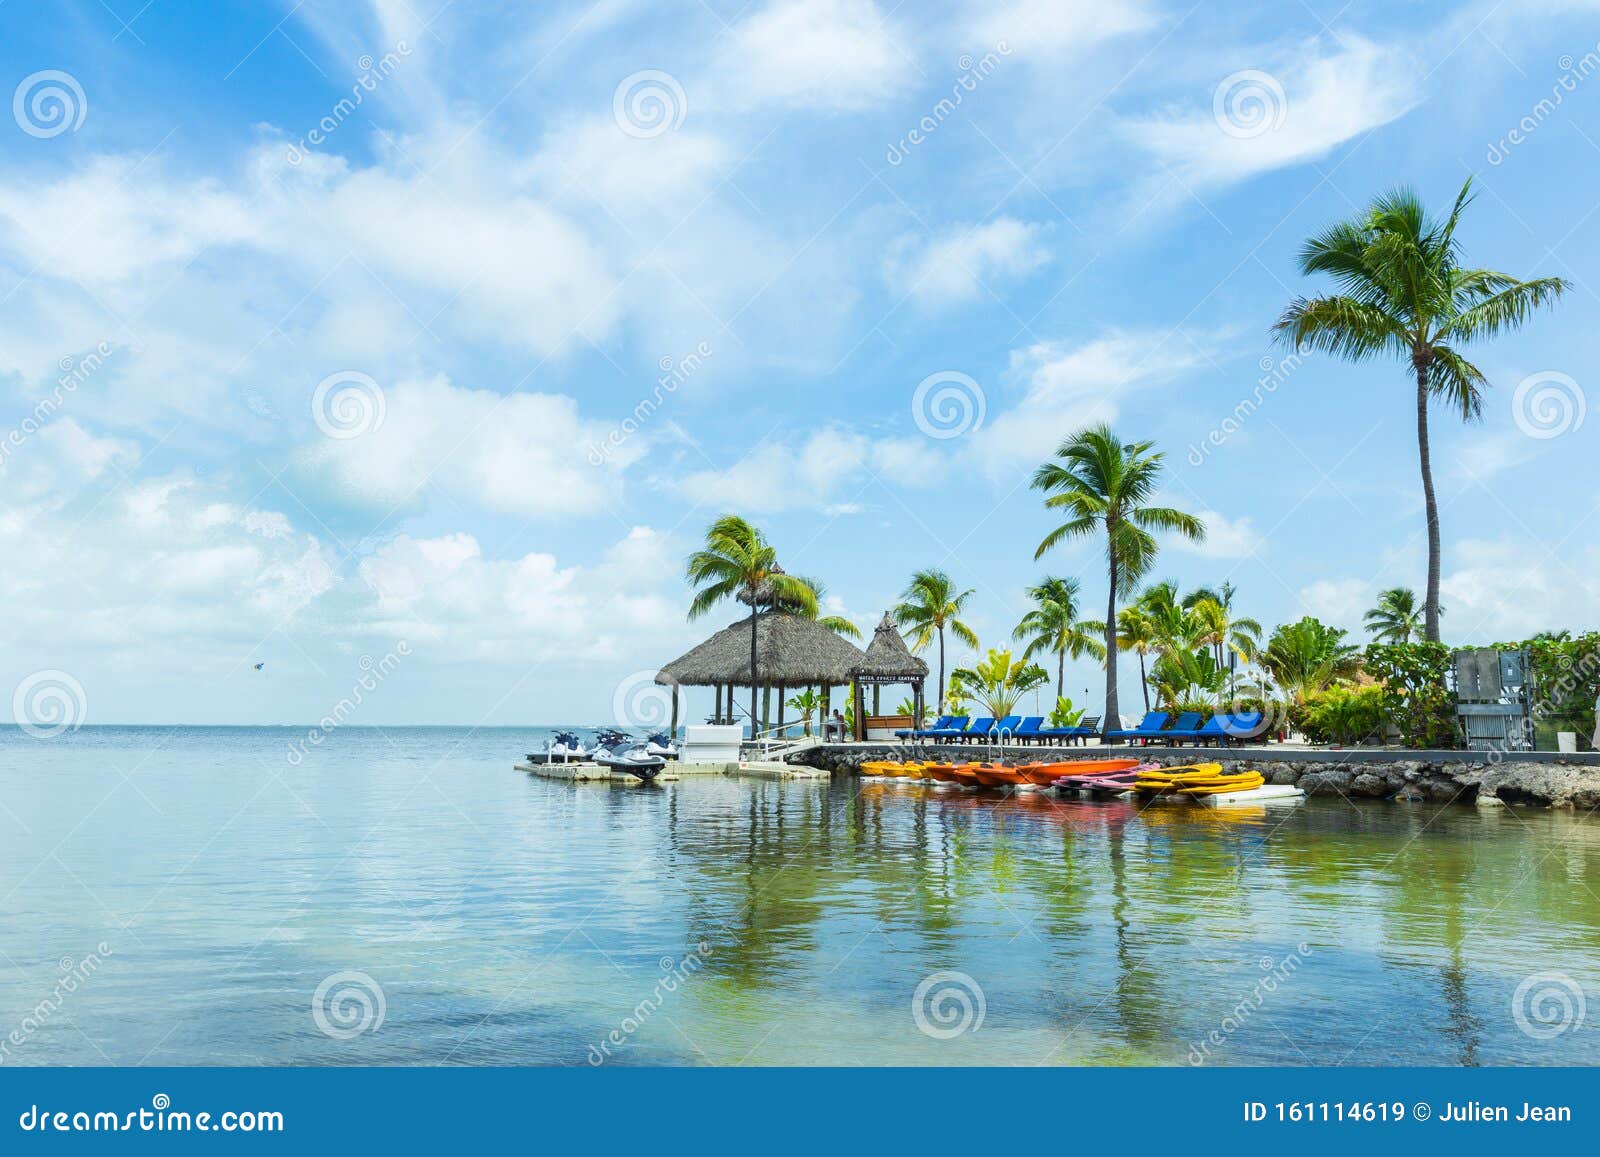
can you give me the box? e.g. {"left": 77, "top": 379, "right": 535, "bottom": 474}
{"left": 1364, "top": 586, "right": 1437, "bottom": 644}
{"left": 1115, "top": 607, "right": 1160, "bottom": 713}
{"left": 1033, "top": 426, "right": 1205, "bottom": 731}
{"left": 685, "top": 515, "right": 816, "bottom": 732}
{"left": 1013, "top": 576, "right": 1106, "bottom": 703}
{"left": 892, "top": 568, "right": 978, "bottom": 713}
{"left": 1275, "top": 179, "right": 1566, "bottom": 642}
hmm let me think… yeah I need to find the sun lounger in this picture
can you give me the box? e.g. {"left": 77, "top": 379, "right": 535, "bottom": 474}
{"left": 917, "top": 715, "right": 969, "bottom": 739}
{"left": 1102, "top": 711, "right": 1171, "bottom": 744}
{"left": 1011, "top": 717, "right": 1045, "bottom": 744}
{"left": 901, "top": 714, "right": 954, "bottom": 739}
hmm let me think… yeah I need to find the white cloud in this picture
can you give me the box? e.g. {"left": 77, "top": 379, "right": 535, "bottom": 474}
{"left": 883, "top": 217, "right": 1049, "bottom": 305}
{"left": 1296, "top": 577, "right": 1372, "bottom": 629}
{"left": 295, "top": 374, "right": 641, "bottom": 519}
{"left": 677, "top": 426, "right": 875, "bottom": 513}
{"left": 1126, "top": 36, "right": 1421, "bottom": 190}
{"left": 716, "top": 0, "right": 915, "bottom": 111}
{"left": 1442, "top": 538, "right": 1600, "bottom": 641}
{"left": 1171, "top": 510, "right": 1263, "bottom": 558}
{"left": 967, "top": 329, "right": 1216, "bottom": 476}
{"left": 971, "top": 0, "right": 1154, "bottom": 60}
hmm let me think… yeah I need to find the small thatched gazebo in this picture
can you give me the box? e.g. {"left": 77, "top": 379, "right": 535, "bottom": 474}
{"left": 655, "top": 611, "right": 869, "bottom": 738}
{"left": 850, "top": 613, "right": 929, "bottom": 739}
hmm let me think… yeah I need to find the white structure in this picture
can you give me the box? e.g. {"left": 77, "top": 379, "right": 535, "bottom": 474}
{"left": 681, "top": 724, "right": 743, "bottom": 763}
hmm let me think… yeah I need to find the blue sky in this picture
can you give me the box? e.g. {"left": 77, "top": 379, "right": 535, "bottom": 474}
{"left": 1, "top": 0, "right": 1596, "bottom": 726}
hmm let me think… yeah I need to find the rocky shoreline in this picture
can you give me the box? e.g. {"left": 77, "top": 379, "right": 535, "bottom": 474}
{"left": 791, "top": 744, "right": 1600, "bottom": 809}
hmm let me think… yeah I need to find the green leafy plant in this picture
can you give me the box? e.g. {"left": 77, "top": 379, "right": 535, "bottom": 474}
{"left": 950, "top": 649, "right": 1049, "bottom": 721}
{"left": 895, "top": 697, "right": 932, "bottom": 727}
{"left": 785, "top": 688, "right": 822, "bottom": 736}
{"left": 1013, "top": 575, "right": 1105, "bottom": 703}
{"left": 893, "top": 568, "right": 979, "bottom": 713}
{"left": 1047, "top": 696, "right": 1084, "bottom": 730}
{"left": 1291, "top": 685, "right": 1387, "bottom": 745}
{"left": 1259, "top": 617, "right": 1361, "bottom": 698}
{"left": 1499, "top": 631, "right": 1600, "bottom": 749}
{"left": 1365, "top": 641, "right": 1457, "bottom": 748}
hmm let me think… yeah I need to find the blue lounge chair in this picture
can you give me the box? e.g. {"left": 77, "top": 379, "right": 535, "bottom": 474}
{"left": 1102, "top": 711, "right": 1170, "bottom": 744}
{"left": 1221, "top": 710, "right": 1267, "bottom": 745}
{"left": 900, "top": 714, "right": 954, "bottom": 739}
{"left": 1011, "top": 717, "right": 1045, "bottom": 744}
{"left": 1164, "top": 713, "right": 1229, "bottom": 746}
{"left": 991, "top": 715, "right": 1023, "bottom": 743}
{"left": 955, "top": 717, "right": 995, "bottom": 743}
{"left": 918, "top": 715, "right": 969, "bottom": 739}
{"left": 1035, "top": 713, "right": 1100, "bottom": 744}
{"left": 1168, "top": 711, "right": 1272, "bottom": 747}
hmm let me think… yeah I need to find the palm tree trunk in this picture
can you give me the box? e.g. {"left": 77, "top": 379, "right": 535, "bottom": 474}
{"left": 937, "top": 628, "right": 946, "bottom": 712}
{"left": 749, "top": 609, "right": 759, "bottom": 737}
{"left": 1416, "top": 362, "right": 1443, "bottom": 643}
{"left": 1104, "top": 543, "right": 1119, "bottom": 735}
{"left": 1057, "top": 650, "right": 1065, "bottom": 704}
{"left": 1139, "top": 651, "right": 1150, "bottom": 712}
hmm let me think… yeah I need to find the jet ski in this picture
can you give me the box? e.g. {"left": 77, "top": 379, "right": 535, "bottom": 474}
{"left": 595, "top": 742, "right": 668, "bottom": 782}
{"left": 592, "top": 728, "right": 632, "bottom": 758}
{"left": 645, "top": 731, "right": 679, "bottom": 759}
{"left": 526, "top": 730, "right": 592, "bottom": 763}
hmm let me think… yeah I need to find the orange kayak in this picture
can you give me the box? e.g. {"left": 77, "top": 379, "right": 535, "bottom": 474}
{"left": 923, "top": 763, "right": 982, "bottom": 785}
{"left": 968, "top": 765, "right": 1029, "bottom": 787}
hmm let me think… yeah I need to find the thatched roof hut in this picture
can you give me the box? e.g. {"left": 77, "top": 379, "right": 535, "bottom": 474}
{"left": 655, "top": 611, "right": 868, "bottom": 690}
{"left": 852, "top": 613, "right": 929, "bottom": 684}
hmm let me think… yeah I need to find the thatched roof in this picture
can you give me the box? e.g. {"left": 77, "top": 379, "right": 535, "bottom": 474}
{"left": 656, "top": 611, "right": 869, "bottom": 689}
{"left": 852, "top": 613, "right": 928, "bottom": 683}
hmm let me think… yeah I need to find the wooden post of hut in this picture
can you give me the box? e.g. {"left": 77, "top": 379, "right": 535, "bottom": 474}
{"left": 852, "top": 681, "right": 865, "bottom": 741}
{"left": 670, "top": 684, "right": 680, "bottom": 739}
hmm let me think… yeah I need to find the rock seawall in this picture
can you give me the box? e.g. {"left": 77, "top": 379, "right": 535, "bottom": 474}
{"left": 791, "top": 744, "right": 1600, "bottom": 809}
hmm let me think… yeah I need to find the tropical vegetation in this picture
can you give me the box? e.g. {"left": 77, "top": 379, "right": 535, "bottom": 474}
{"left": 949, "top": 649, "right": 1048, "bottom": 722}
{"left": 1013, "top": 576, "right": 1105, "bottom": 703}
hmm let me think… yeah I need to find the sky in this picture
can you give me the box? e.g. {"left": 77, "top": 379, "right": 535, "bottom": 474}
{"left": 1, "top": 0, "right": 1597, "bottom": 728}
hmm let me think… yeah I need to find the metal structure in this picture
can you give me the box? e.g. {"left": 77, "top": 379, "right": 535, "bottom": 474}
{"left": 1453, "top": 648, "right": 1533, "bottom": 751}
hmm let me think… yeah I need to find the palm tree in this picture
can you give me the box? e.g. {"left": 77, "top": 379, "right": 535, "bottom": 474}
{"left": 1258, "top": 617, "right": 1362, "bottom": 700}
{"left": 1275, "top": 179, "right": 1566, "bottom": 641}
{"left": 892, "top": 568, "right": 978, "bottom": 712}
{"left": 1115, "top": 607, "right": 1161, "bottom": 713}
{"left": 686, "top": 515, "right": 817, "bottom": 732}
{"left": 1013, "top": 576, "right": 1106, "bottom": 703}
{"left": 1033, "top": 427, "right": 1205, "bottom": 731}
{"left": 1364, "top": 586, "right": 1436, "bottom": 644}
{"left": 1186, "top": 594, "right": 1261, "bottom": 693}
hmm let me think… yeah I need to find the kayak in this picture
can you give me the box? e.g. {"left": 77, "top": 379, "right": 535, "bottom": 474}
{"left": 1179, "top": 776, "right": 1266, "bottom": 796}
{"left": 1130, "top": 764, "right": 1226, "bottom": 793}
{"left": 861, "top": 760, "right": 932, "bottom": 778}
{"left": 923, "top": 763, "right": 982, "bottom": 785}
{"left": 1197, "top": 784, "right": 1306, "bottom": 807}
{"left": 968, "top": 765, "right": 1029, "bottom": 787}
{"left": 1024, "top": 758, "right": 1143, "bottom": 786}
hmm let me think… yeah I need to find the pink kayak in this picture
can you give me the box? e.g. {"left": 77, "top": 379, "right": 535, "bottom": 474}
{"left": 1055, "top": 763, "right": 1158, "bottom": 792}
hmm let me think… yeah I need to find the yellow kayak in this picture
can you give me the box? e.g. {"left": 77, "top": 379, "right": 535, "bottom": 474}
{"left": 1180, "top": 777, "right": 1265, "bottom": 796}
{"left": 861, "top": 760, "right": 932, "bottom": 779}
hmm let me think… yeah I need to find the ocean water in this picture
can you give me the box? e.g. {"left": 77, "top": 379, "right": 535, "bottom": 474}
{"left": 2, "top": 725, "right": 1598, "bottom": 1067}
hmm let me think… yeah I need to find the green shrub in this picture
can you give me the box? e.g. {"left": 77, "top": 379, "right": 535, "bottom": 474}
{"left": 1365, "top": 642, "right": 1457, "bottom": 748}
{"left": 1290, "top": 686, "right": 1386, "bottom": 745}
{"left": 1498, "top": 632, "right": 1600, "bottom": 750}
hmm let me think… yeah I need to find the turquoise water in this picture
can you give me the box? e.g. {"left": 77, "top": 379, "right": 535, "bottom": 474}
{"left": 2, "top": 725, "right": 1598, "bottom": 1067}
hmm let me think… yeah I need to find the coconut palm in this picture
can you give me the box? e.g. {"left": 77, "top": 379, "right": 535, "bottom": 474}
{"left": 950, "top": 649, "right": 1050, "bottom": 722}
{"left": 1275, "top": 179, "right": 1566, "bottom": 642}
{"left": 1258, "top": 617, "right": 1362, "bottom": 700}
{"left": 1115, "top": 607, "right": 1161, "bottom": 713}
{"left": 1033, "top": 426, "right": 1205, "bottom": 731}
{"left": 1187, "top": 594, "right": 1262, "bottom": 693}
{"left": 892, "top": 568, "right": 979, "bottom": 712}
{"left": 1013, "top": 576, "right": 1106, "bottom": 703}
{"left": 686, "top": 515, "right": 817, "bottom": 732}
{"left": 1364, "top": 586, "right": 1437, "bottom": 644}
{"left": 1133, "top": 581, "right": 1196, "bottom": 652}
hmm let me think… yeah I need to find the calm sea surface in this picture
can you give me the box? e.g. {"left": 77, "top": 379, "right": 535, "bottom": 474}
{"left": 2, "top": 725, "right": 1598, "bottom": 1067}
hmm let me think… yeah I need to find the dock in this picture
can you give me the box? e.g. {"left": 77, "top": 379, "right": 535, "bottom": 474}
{"left": 515, "top": 759, "right": 828, "bottom": 783}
